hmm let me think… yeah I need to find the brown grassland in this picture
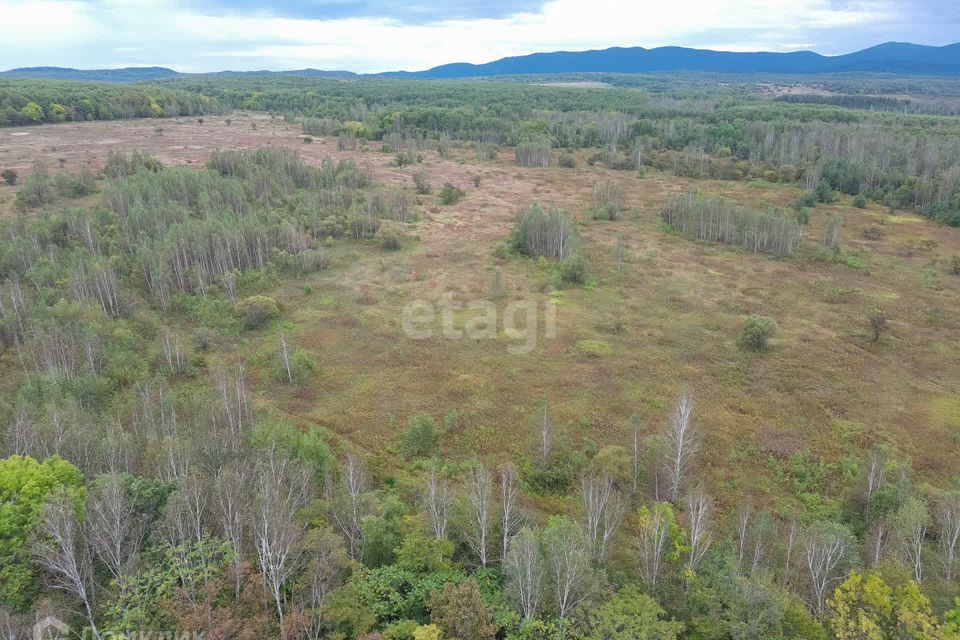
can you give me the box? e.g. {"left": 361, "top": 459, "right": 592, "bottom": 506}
{"left": 2, "top": 111, "right": 959, "bottom": 520}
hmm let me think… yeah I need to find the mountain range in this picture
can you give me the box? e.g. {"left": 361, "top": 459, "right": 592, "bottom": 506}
{"left": 2, "top": 42, "right": 959, "bottom": 82}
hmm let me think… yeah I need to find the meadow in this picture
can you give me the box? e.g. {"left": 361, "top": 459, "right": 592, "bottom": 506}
{"left": 1, "top": 77, "right": 959, "bottom": 640}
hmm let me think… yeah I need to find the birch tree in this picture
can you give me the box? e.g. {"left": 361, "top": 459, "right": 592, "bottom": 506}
{"left": 86, "top": 474, "right": 140, "bottom": 580}
{"left": 542, "top": 517, "right": 593, "bottom": 637}
{"left": 33, "top": 492, "right": 100, "bottom": 640}
{"left": 663, "top": 393, "right": 698, "bottom": 502}
{"left": 329, "top": 454, "right": 367, "bottom": 561}
{"left": 580, "top": 473, "right": 626, "bottom": 563}
{"left": 213, "top": 463, "right": 250, "bottom": 597}
{"left": 253, "top": 451, "right": 312, "bottom": 639}
{"left": 500, "top": 464, "right": 523, "bottom": 562}
{"left": 504, "top": 527, "right": 543, "bottom": 622}
{"left": 803, "top": 521, "right": 855, "bottom": 614}
{"left": 464, "top": 465, "right": 493, "bottom": 566}
{"left": 685, "top": 488, "right": 713, "bottom": 576}
{"left": 938, "top": 492, "right": 960, "bottom": 582}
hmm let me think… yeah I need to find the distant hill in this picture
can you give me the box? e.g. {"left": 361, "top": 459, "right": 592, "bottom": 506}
{"left": 392, "top": 42, "right": 960, "bottom": 78}
{"left": 0, "top": 67, "right": 357, "bottom": 83}
{"left": 0, "top": 66, "right": 180, "bottom": 82}
{"left": 3, "top": 42, "right": 959, "bottom": 82}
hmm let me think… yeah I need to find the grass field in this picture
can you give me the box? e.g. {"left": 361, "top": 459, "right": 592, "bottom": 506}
{"left": 3, "top": 113, "right": 959, "bottom": 523}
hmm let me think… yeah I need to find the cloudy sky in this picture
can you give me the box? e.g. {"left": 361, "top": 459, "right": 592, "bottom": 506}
{"left": 0, "top": 0, "right": 957, "bottom": 73}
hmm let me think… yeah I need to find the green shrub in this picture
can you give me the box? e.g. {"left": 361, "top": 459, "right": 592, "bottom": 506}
{"left": 1, "top": 169, "right": 16, "bottom": 186}
{"left": 401, "top": 414, "right": 439, "bottom": 458}
{"left": 438, "top": 182, "right": 465, "bottom": 205}
{"left": 852, "top": 194, "right": 867, "bottom": 208}
{"left": 558, "top": 151, "right": 576, "bottom": 168}
{"left": 302, "top": 135, "right": 313, "bottom": 144}
{"left": 557, "top": 254, "right": 587, "bottom": 286}
{"left": 236, "top": 295, "right": 281, "bottom": 330}
{"left": 492, "top": 240, "right": 511, "bottom": 259}
{"left": 949, "top": 255, "right": 960, "bottom": 275}
{"left": 738, "top": 315, "right": 778, "bottom": 352}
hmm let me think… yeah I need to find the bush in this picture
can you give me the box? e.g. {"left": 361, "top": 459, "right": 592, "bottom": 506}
{"left": 558, "top": 151, "right": 576, "bottom": 168}
{"left": 236, "top": 295, "right": 281, "bottom": 329}
{"left": 852, "top": 194, "right": 867, "bottom": 208}
{"left": 401, "top": 414, "right": 439, "bottom": 458}
{"left": 738, "top": 315, "right": 778, "bottom": 352}
{"left": 380, "top": 228, "right": 402, "bottom": 251}
{"left": 438, "top": 182, "right": 465, "bottom": 205}
{"left": 511, "top": 203, "right": 579, "bottom": 259}
{"left": 1, "top": 169, "right": 16, "bottom": 186}
{"left": 413, "top": 170, "right": 431, "bottom": 195}
{"left": 302, "top": 135, "right": 313, "bottom": 144}
{"left": 557, "top": 254, "right": 587, "bottom": 286}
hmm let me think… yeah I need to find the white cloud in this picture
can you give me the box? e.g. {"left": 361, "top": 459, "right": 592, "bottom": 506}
{"left": 0, "top": 0, "right": 944, "bottom": 72}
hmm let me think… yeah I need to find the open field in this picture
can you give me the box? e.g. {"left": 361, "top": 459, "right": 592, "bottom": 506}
{"left": 4, "top": 114, "right": 958, "bottom": 515}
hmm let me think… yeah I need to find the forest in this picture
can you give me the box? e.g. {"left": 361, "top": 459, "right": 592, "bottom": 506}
{"left": 0, "top": 72, "right": 959, "bottom": 640}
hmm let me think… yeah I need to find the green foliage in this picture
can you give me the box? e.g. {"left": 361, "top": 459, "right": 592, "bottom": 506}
{"left": 438, "top": 182, "right": 465, "bottom": 205}
{"left": 103, "top": 537, "right": 234, "bottom": 634}
{"left": 0, "top": 455, "right": 84, "bottom": 610}
{"left": 413, "top": 624, "right": 444, "bottom": 640}
{"left": 522, "top": 445, "right": 585, "bottom": 495}
{"left": 401, "top": 414, "right": 440, "bottom": 459}
{"left": 827, "top": 572, "right": 946, "bottom": 640}
{"left": 853, "top": 194, "right": 868, "bottom": 208}
{"left": 236, "top": 295, "right": 281, "bottom": 330}
{"left": 1, "top": 169, "right": 16, "bottom": 186}
{"left": 557, "top": 254, "right": 588, "bottom": 287}
{"left": 738, "top": 315, "right": 779, "bottom": 352}
{"left": 578, "top": 585, "right": 682, "bottom": 640}
{"left": 325, "top": 583, "right": 378, "bottom": 638}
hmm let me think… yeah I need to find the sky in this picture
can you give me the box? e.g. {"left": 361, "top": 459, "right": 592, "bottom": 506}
{"left": 0, "top": 0, "right": 957, "bottom": 73}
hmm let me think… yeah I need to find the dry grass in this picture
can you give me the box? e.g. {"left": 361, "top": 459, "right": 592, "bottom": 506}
{"left": 4, "top": 115, "right": 960, "bottom": 516}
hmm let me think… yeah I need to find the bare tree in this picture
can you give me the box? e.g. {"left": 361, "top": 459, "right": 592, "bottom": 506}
{"left": 296, "top": 529, "right": 348, "bottom": 640}
{"left": 637, "top": 502, "right": 673, "bottom": 587}
{"left": 866, "top": 518, "right": 889, "bottom": 569}
{"left": 279, "top": 334, "right": 293, "bottom": 384}
{"left": 542, "top": 518, "right": 593, "bottom": 637}
{"left": 803, "top": 522, "right": 854, "bottom": 614}
{"left": 938, "top": 492, "right": 960, "bottom": 582}
{"left": 87, "top": 474, "right": 140, "bottom": 580}
{"left": 329, "top": 454, "right": 367, "bottom": 561}
{"left": 630, "top": 415, "right": 642, "bottom": 496}
{"left": 464, "top": 465, "right": 493, "bottom": 566}
{"left": 504, "top": 527, "right": 543, "bottom": 621}
{"left": 863, "top": 446, "right": 888, "bottom": 525}
{"left": 663, "top": 393, "right": 698, "bottom": 502}
{"left": 424, "top": 466, "right": 451, "bottom": 541}
{"left": 33, "top": 492, "right": 100, "bottom": 639}
{"left": 253, "top": 451, "right": 312, "bottom": 639}
{"left": 499, "top": 464, "right": 523, "bottom": 562}
{"left": 580, "top": 474, "right": 626, "bottom": 563}
{"left": 685, "top": 488, "right": 713, "bottom": 575}
{"left": 213, "top": 463, "right": 250, "bottom": 597}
